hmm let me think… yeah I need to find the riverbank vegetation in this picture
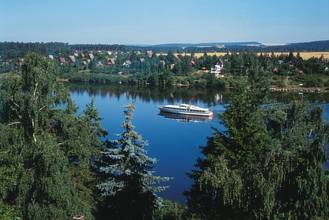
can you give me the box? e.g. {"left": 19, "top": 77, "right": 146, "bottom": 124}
{"left": 1, "top": 42, "right": 329, "bottom": 90}
{"left": 0, "top": 53, "right": 329, "bottom": 219}
{"left": 186, "top": 69, "right": 329, "bottom": 219}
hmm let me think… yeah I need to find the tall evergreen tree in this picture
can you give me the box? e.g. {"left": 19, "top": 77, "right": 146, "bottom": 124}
{"left": 96, "top": 104, "right": 170, "bottom": 220}
{"left": 186, "top": 68, "right": 329, "bottom": 219}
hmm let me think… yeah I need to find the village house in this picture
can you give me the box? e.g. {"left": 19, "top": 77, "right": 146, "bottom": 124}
{"left": 107, "top": 58, "right": 116, "bottom": 65}
{"left": 16, "top": 58, "right": 24, "bottom": 67}
{"left": 88, "top": 53, "right": 94, "bottom": 60}
{"left": 59, "top": 57, "right": 66, "bottom": 64}
{"left": 68, "top": 55, "right": 76, "bottom": 63}
{"left": 210, "top": 62, "right": 224, "bottom": 78}
{"left": 147, "top": 50, "right": 153, "bottom": 58}
{"left": 123, "top": 60, "right": 132, "bottom": 67}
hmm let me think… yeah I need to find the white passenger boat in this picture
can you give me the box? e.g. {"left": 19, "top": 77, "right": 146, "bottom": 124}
{"left": 159, "top": 104, "right": 213, "bottom": 117}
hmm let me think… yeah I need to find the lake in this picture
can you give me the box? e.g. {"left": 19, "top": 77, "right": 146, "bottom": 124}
{"left": 69, "top": 84, "right": 329, "bottom": 203}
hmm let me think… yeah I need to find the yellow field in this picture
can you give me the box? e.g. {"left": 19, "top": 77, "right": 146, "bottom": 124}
{"left": 258, "top": 52, "right": 329, "bottom": 60}
{"left": 162, "top": 52, "right": 329, "bottom": 60}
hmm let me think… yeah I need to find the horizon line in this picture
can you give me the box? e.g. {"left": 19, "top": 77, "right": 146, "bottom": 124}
{"left": 1, "top": 39, "right": 329, "bottom": 46}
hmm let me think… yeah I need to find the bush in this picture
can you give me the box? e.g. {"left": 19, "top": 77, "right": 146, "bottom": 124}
{"left": 0, "top": 204, "right": 20, "bottom": 220}
{"left": 153, "top": 200, "right": 199, "bottom": 220}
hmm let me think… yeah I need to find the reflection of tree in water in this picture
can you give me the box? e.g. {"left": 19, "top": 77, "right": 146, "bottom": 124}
{"left": 68, "top": 84, "right": 329, "bottom": 106}
{"left": 68, "top": 84, "right": 230, "bottom": 106}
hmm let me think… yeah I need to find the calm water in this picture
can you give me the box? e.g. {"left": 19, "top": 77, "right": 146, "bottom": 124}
{"left": 69, "top": 85, "right": 329, "bottom": 203}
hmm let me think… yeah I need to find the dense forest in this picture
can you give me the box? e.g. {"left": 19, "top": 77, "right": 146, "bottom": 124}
{"left": 0, "top": 53, "right": 328, "bottom": 219}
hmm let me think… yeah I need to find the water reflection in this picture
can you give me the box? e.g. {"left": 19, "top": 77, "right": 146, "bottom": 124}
{"left": 159, "top": 111, "right": 213, "bottom": 123}
{"left": 68, "top": 84, "right": 229, "bottom": 106}
{"left": 68, "top": 84, "right": 329, "bottom": 105}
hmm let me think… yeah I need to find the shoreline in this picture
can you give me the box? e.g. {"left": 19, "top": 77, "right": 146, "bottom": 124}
{"left": 270, "top": 86, "right": 328, "bottom": 93}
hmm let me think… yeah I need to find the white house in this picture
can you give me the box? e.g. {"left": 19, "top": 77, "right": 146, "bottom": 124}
{"left": 123, "top": 60, "right": 132, "bottom": 67}
{"left": 68, "top": 55, "right": 76, "bottom": 63}
{"left": 210, "top": 62, "right": 224, "bottom": 78}
{"left": 88, "top": 53, "right": 94, "bottom": 60}
{"left": 146, "top": 50, "right": 153, "bottom": 58}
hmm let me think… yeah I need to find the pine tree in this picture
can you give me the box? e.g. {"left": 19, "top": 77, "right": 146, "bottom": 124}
{"left": 96, "top": 104, "right": 170, "bottom": 220}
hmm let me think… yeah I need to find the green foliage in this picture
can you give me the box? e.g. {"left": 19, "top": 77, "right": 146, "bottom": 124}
{"left": 0, "top": 53, "right": 103, "bottom": 219}
{"left": 153, "top": 200, "right": 200, "bottom": 220}
{"left": 186, "top": 68, "right": 329, "bottom": 219}
{"left": 96, "top": 104, "right": 170, "bottom": 220}
{"left": 16, "top": 134, "right": 87, "bottom": 220}
{"left": 0, "top": 203, "right": 20, "bottom": 220}
{"left": 1, "top": 51, "right": 329, "bottom": 219}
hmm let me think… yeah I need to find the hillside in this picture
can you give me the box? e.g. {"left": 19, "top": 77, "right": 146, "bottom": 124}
{"left": 1, "top": 40, "right": 329, "bottom": 59}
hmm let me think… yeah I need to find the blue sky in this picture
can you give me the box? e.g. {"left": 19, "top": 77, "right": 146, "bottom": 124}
{"left": 1, "top": 0, "right": 328, "bottom": 44}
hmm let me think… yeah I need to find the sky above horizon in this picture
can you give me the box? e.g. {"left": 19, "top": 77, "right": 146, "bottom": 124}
{"left": 1, "top": 0, "right": 329, "bottom": 45}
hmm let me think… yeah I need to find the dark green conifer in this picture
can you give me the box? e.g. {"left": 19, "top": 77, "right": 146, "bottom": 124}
{"left": 96, "top": 104, "right": 170, "bottom": 220}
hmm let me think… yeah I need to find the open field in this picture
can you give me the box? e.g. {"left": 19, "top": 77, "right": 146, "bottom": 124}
{"left": 162, "top": 52, "right": 329, "bottom": 59}
{"left": 257, "top": 52, "right": 329, "bottom": 60}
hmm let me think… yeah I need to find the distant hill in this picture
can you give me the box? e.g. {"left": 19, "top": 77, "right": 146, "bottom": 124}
{"left": 266, "top": 40, "right": 329, "bottom": 52}
{"left": 0, "top": 40, "right": 329, "bottom": 59}
{"left": 132, "top": 42, "right": 263, "bottom": 52}
{"left": 126, "top": 40, "right": 329, "bottom": 52}
{"left": 141, "top": 40, "right": 329, "bottom": 52}
{"left": 149, "top": 42, "right": 262, "bottom": 49}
